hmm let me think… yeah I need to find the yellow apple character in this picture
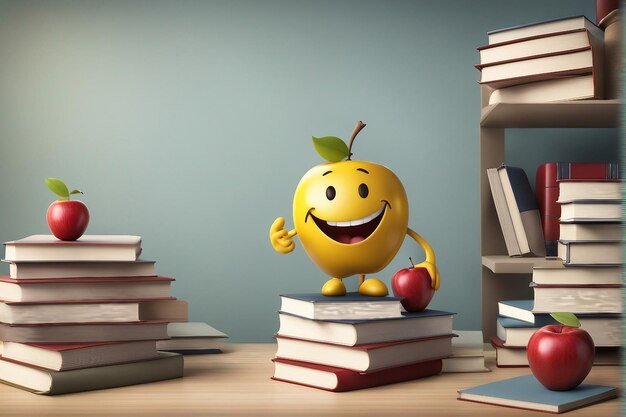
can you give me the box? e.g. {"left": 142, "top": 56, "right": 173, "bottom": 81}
{"left": 270, "top": 121, "right": 440, "bottom": 297}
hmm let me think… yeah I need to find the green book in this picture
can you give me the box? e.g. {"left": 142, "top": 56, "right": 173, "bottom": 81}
{"left": 458, "top": 374, "right": 618, "bottom": 413}
{"left": 0, "top": 351, "right": 183, "bottom": 395}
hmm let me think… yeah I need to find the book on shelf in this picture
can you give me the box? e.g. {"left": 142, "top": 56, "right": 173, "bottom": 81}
{"left": 0, "top": 276, "right": 174, "bottom": 303}
{"left": 531, "top": 283, "right": 622, "bottom": 314}
{"left": 0, "top": 300, "right": 143, "bottom": 324}
{"left": 535, "top": 162, "right": 619, "bottom": 255}
{"left": 1, "top": 340, "right": 159, "bottom": 371}
{"left": 441, "top": 330, "right": 489, "bottom": 373}
{"left": 0, "top": 320, "right": 169, "bottom": 343}
{"left": 0, "top": 351, "right": 183, "bottom": 395}
{"left": 477, "top": 48, "right": 600, "bottom": 89}
{"left": 4, "top": 235, "right": 142, "bottom": 262}
{"left": 457, "top": 374, "right": 618, "bottom": 413}
{"left": 478, "top": 28, "right": 603, "bottom": 66}
{"left": 498, "top": 299, "right": 537, "bottom": 323}
{"left": 532, "top": 265, "right": 621, "bottom": 286}
{"left": 487, "top": 75, "right": 600, "bottom": 105}
{"left": 156, "top": 322, "right": 228, "bottom": 353}
{"left": 279, "top": 293, "right": 402, "bottom": 320}
{"left": 557, "top": 180, "right": 621, "bottom": 202}
{"left": 274, "top": 334, "right": 453, "bottom": 373}
{"left": 559, "top": 200, "right": 621, "bottom": 222}
{"left": 497, "top": 315, "right": 620, "bottom": 347}
{"left": 559, "top": 222, "right": 621, "bottom": 241}
{"left": 272, "top": 357, "right": 442, "bottom": 392}
{"left": 138, "top": 299, "right": 189, "bottom": 322}
{"left": 4, "top": 259, "right": 156, "bottom": 279}
{"left": 491, "top": 336, "right": 620, "bottom": 367}
{"left": 498, "top": 298, "right": 623, "bottom": 323}
{"left": 487, "top": 15, "right": 601, "bottom": 45}
{"left": 487, "top": 165, "right": 546, "bottom": 257}
{"left": 557, "top": 240, "right": 621, "bottom": 265}
{"left": 277, "top": 309, "right": 454, "bottom": 346}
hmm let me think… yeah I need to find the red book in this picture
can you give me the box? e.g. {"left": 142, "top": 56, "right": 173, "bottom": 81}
{"left": 272, "top": 357, "right": 442, "bottom": 392}
{"left": 535, "top": 162, "right": 619, "bottom": 256}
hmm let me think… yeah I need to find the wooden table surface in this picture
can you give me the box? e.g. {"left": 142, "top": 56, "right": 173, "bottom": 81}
{"left": 0, "top": 343, "right": 621, "bottom": 416}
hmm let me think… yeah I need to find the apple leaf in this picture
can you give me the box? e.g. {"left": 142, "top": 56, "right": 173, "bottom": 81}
{"left": 312, "top": 136, "right": 350, "bottom": 162}
{"left": 550, "top": 312, "right": 581, "bottom": 328}
{"left": 45, "top": 178, "right": 70, "bottom": 199}
{"left": 70, "top": 189, "right": 84, "bottom": 195}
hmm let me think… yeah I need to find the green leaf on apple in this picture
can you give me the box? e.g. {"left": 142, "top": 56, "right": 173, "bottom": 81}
{"left": 550, "top": 312, "right": 581, "bottom": 328}
{"left": 312, "top": 136, "right": 349, "bottom": 162}
{"left": 70, "top": 189, "right": 83, "bottom": 195}
{"left": 45, "top": 178, "right": 70, "bottom": 200}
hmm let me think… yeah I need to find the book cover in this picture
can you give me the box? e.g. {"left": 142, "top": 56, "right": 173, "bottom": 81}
{"left": 0, "top": 352, "right": 183, "bottom": 395}
{"left": 272, "top": 357, "right": 442, "bottom": 392}
{"left": 274, "top": 334, "right": 453, "bottom": 372}
{"left": 536, "top": 162, "right": 619, "bottom": 255}
{"left": 5, "top": 259, "right": 156, "bottom": 280}
{"left": 488, "top": 75, "right": 599, "bottom": 105}
{"left": 458, "top": 374, "right": 618, "bottom": 413}
{"left": 0, "top": 275, "right": 174, "bottom": 303}
{"left": 487, "top": 167, "right": 521, "bottom": 256}
{"left": 498, "top": 165, "right": 546, "bottom": 256}
{"left": 487, "top": 15, "right": 599, "bottom": 45}
{"left": 557, "top": 240, "right": 622, "bottom": 265}
{"left": 277, "top": 309, "right": 455, "bottom": 346}
{"left": 4, "top": 235, "right": 142, "bottom": 262}
{"left": 280, "top": 292, "right": 402, "bottom": 320}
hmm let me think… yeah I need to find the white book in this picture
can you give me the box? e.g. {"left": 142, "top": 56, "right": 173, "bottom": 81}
{"left": 0, "top": 301, "right": 139, "bottom": 324}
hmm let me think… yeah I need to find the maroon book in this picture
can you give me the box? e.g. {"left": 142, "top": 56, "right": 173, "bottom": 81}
{"left": 535, "top": 162, "right": 619, "bottom": 256}
{"left": 272, "top": 357, "right": 442, "bottom": 392}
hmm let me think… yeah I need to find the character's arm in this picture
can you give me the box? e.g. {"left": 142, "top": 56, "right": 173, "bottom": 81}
{"left": 406, "top": 228, "right": 440, "bottom": 290}
{"left": 269, "top": 217, "right": 297, "bottom": 254}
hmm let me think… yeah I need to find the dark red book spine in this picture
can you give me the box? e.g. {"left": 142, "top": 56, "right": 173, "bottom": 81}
{"left": 535, "top": 162, "right": 619, "bottom": 256}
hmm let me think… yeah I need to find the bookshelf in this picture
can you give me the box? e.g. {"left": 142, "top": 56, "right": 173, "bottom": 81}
{"left": 479, "top": 88, "right": 620, "bottom": 341}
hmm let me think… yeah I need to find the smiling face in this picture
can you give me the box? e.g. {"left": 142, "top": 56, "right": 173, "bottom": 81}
{"left": 293, "top": 159, "right": 409, "bottom": 278}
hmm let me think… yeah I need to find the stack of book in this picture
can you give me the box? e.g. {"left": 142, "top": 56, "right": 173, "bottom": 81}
{"left": 0, "top": 234, "right": 184, "bottom": 395}
{"left": 535, "top": 162, "right": 620, "bottom": 256}
{"left": 493, "top": 175, "right": 622, "bottom": 367}
{"left": 477, "top": 15, "right": 605, "bottom": 104}
{"left": 271, "top": 293, "right": 455, "bottom": 392}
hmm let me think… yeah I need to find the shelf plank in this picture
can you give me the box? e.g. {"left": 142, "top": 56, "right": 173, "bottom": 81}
{"left": 480, "top": 100, "right": 620, "bottom": 128}
{"left": 482, "top": 255, "right": 563, "bottom": 274}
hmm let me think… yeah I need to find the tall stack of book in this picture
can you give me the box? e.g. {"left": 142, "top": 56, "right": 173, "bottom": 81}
{"left": 0, "top": 234, "right": 184, "bottom": 395}
{"left": 271, "top": 293, "right": 455, "bottom": 392}
{"left": 492, "top": 177, "right": 621, "bottom": 367}
{"left": 477, "top": 15, "right": 605, "bottom": 104}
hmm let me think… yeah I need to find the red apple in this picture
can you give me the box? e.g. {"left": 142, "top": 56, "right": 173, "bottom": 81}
{"left": 46, "top": 200, "right": 90, "bottom": 241}
{"left": 527, "top": 325, "right": 595, "bottom": 391}
{"left": 391, "top": 263, "right": 434, "bottom": 312}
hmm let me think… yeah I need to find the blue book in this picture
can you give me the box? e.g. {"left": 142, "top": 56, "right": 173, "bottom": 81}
{"left": 458, "top": 374, "right": 618, "bottom": 413}
{"left": 498, "top": 299, "right": 620, "bottom": 325}
{"left": 498, "top": 165, "right": 546, "bottom": 256}
{"left": 280, "top": 293, "right": 403, "bottom": 320}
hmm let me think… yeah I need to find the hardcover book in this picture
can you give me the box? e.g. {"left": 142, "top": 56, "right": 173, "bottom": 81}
{"left": 531, "top": 283, "right": 622, "bottom": 314}
{"left": 272, "top": 357, "right": 442, "bottom": 392}
{"left": 156, "top": 322, "right": 228, "bottom": 353}
{"left": 0, "top": 351, "right": 183, "bottom": 395}
{"left": 0, "top": 300, "right": 141, "bottom": 324}
{"left": 4, "top": 259, "right": 156, "bottom": 280}
{"left": 4, "top": 235, "right": 142, "bottom": 262}
{"left": 557, "top": 240, "right": 622, "bottom": 265}
{"left": 279, "top": 293, "right": 402, "bottom": 320}
{"left": 487, "top": 15, "right": 600, "bottom": 45}
{"left": 458, "top": 374, "right": 618, "bottom": 413}
{"left": 277, "top": 309, "right": 454, "bottom": 346}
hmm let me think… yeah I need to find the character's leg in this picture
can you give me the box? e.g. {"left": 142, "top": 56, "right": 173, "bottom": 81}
{"left": 358, "top": 274, "right": 388, "bottom": 297}
{"left": 322, "top": 277, "right": 347, "bottom": 296}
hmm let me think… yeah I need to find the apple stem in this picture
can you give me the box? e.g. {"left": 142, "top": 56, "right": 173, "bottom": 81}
{"left": 409, "top": 257, "right": 414, "bottom": 268}
{"left": 347, "top": 121, "right": 366, "bottom": 161}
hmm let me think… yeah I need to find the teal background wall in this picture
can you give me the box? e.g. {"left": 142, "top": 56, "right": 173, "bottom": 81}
{"left": 0, "top": 0, "right": 618, "bottom": 342}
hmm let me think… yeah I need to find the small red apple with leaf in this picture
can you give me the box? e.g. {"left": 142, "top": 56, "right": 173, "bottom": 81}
{"left": 527, "top": 312, "right": 595, "bottom": 391}
{"left": 45, "top": 178, "right": 90, "bottom": 241}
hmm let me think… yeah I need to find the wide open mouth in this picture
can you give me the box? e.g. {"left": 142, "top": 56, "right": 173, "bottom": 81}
{"left": 306, "top": 201, "right": 390, "bottom": 244}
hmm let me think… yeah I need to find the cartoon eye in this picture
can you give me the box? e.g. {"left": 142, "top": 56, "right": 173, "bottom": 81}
{"left": 358, "top": 183, "right": 369, "bottom": 198}
{"left": 326, "top": 186, "right": 336, "bottom": 200}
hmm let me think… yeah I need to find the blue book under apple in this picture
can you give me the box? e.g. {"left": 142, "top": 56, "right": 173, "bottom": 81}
{"left": 458, "top": 374, "right": 618, "bottom": 413}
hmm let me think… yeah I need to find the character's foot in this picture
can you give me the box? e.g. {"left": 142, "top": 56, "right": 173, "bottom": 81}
{"left": 358, "top": 278, "right": 388, "bottom": 297}
{"left": 322, "top": 278, "right": 347, "bottom": 296}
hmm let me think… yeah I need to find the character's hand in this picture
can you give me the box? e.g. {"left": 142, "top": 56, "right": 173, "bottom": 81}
{"left": 413, "top": 260, "right": 440, "bottom": 290}
{"left": 270, "top": 217, "right": 297, "bottom": 254}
